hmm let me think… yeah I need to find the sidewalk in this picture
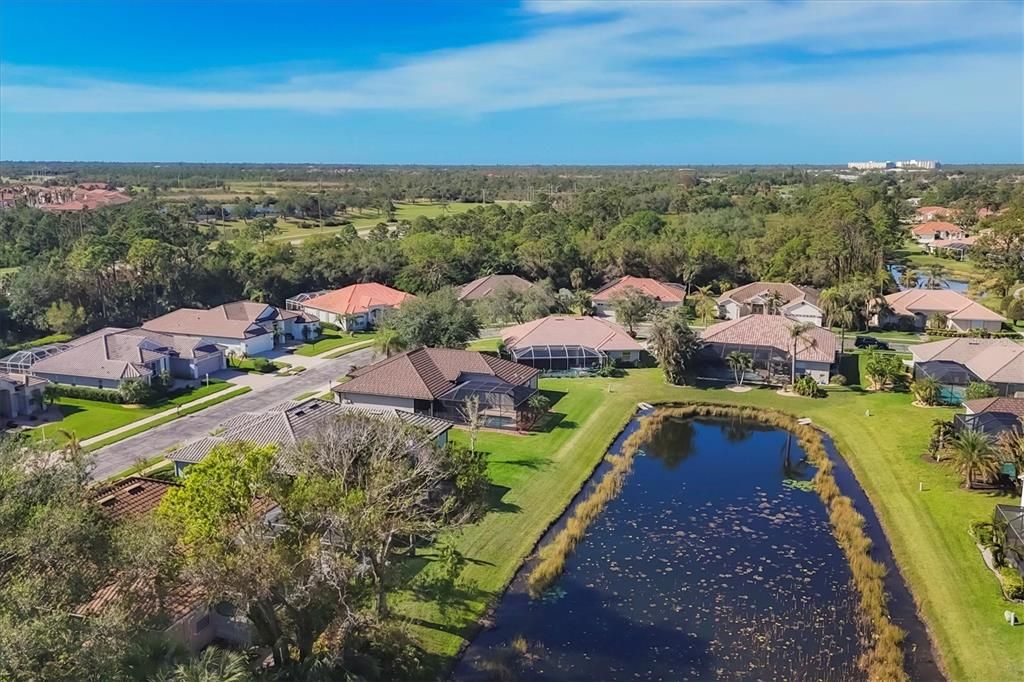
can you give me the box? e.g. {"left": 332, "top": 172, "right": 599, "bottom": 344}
{"left": 78, "top": 383, "right": 241, "bottom": 448}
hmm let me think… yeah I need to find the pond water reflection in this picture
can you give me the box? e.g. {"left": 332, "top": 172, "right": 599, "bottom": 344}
{"left": 457, "top": 417, "right": 874, "bottom": 681}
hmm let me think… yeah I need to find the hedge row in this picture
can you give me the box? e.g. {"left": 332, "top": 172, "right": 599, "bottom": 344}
{"left": 50, "top": 384, "right": 127, "bottom": 404}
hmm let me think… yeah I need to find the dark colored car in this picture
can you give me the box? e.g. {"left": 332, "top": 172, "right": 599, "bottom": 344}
{"left": 854, "top": 336, "right": 890, "bottom": 350}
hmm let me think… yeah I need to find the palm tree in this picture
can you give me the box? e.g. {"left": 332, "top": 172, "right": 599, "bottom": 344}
{"left": 898, "top": 267, "right": 920, "bottom": 290}
{"left": 152, "top": 648, "right": 251, "bottom": 682}
{"left": 763, "top": 290, "right": 786, "bottom": 315}
{"left": 694, "top": 285, "right": 718, "bottom": 325}
{"left": 374, "top": 328, "right": 407, "bottom": 357}
{"left": 787, "top": 322, "right": 814, "bottom": 385}
{"left": 911, "top": 377, "right": 941, "bottom": 406}
{"left": 946, "top": 429, "right": 999, "bottom": 489}
{"left": 924, "top": 264, "right": 947, "bottom": 290}
{"left": 726, "top": 351, "right": 753, "bottom": 386}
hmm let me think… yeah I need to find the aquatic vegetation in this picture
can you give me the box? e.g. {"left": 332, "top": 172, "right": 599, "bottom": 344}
{"left": 525, "top": 403, "right": 908, "bottom": 682}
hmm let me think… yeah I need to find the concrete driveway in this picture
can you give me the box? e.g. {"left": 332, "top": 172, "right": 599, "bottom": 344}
{"left": 89, "top": 347, "right": 377, "bottom": 481}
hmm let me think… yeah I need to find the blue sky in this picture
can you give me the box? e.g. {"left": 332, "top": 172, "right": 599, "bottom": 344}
{"left": 1, "top": 0, "right": 1022, "bottom": 164}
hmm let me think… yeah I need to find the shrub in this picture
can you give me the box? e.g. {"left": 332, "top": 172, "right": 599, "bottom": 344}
{"left": 829, "top": 374, "right": 847, "bottom": 386}
{"left": 51, "top": 384, "right": 126, "bottom": 404}
{"left": 911, "top": 378, "right": 942, "bottom": 405}
{"left": 964, "top": 382, "right": 998, "bottom": 400}
{"left": 998, "top": 566, "right": 1024, "bottom": 600}
{"left": 970, "top": 521, "right": 996, "bottom": 548}
{"left": 119, "top": 378, "right": 156, "bottom": 404}
{"left": 251, "top": 357, "right": 275, "bottom": 373}
{"left": 793, "top": 375, "right": 824, "bottom": 397}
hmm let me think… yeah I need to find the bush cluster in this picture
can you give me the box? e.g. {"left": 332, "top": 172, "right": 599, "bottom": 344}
{"left": 792, "top": 375, "right": 825, "bottom": 397}
{"left": 50, "top": 384, "right": 126, "bottom": 404}
{"left": 999, "top": 567, "right": 1024, "bottom": 600}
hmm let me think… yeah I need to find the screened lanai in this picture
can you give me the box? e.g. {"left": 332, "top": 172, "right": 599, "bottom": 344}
{"left": 436, "top": 377, "right": 537, "bottom": 430}
{"left": 700, "top": 343, "right": 791, "bottom": 384}
{"left": 0, "top": 344, "right": 71, "bottom": 374}
{"left": 508, "top": 344, "right": 606, "bottom": 372}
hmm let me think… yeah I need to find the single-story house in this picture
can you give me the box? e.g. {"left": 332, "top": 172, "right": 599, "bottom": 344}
{"left": 23, "top": 327, "right": 225, "bottom": 390}
{"left": 911, "top": 338, "right": 1024, "bottom": 401}
{"left": 927, "top": 235, "right": 978, "bottom": 260}
{"left": 79, "top": 476, "right": 256, "bottom": 653}
{"left": 169, "top": 397, "right": 452, "bottom": 476}
{"left": 915, "top": 206, "right": 953, "bottom": 222}
{"left": 144, "top": 301, "right": 318, "bottom": 356}
{"left": 0, "top": 372, "right": 47, "bottom": 420}
{"left": 910, "top": 221, "right": 965, "bottom": 245}
{"left": 335, "top": 348, "right": 540, "bottom": 430}
{"left": 700, "top": 314, "right": 838, "bottom": 384}
{"left": 875, "top": 289, "right": 1005, "bottom": 332}
{"left": 956, "top": 397, "right": 1024, "bottom": 442}
{"left": 716, "top": 282, "right": 824, "bottom": 327}
{"left": 501, "top": 315, "right": 645, "bottom": 370}
{"left": 287, "top": 283, "right": 413, "bottom": 331}
{"left": 457, "top": 274, "right": 534, "bottom": 302}
{"left": 591, "top": 276, "right": 686, "bottom": 317}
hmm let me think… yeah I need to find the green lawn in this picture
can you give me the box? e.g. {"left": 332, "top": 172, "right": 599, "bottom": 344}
{"left": 213, "top": 201, "right": 485, "bottom": 244}
{"left": 893, "top": 241, "right": 982, "bottom": 278}
{"left": 392, "top": 369, "right": 1021, "bottom": 681}
{"left": 33, "top": 380, "right": 236, "bottom": 445}
{"left": 466, "top": 337, "right": 502, "bottom": 352}
{"left": 292, "top": 329, "right": 376, "bottom": 357}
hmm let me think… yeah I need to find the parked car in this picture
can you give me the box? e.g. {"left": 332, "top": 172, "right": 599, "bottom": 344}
{"left": 854, "top": 336, "right": 890, "bottom": 350}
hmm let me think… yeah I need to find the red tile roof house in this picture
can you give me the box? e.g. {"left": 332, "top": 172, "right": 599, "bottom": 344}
{"left": 700, "top": 314, "right": 838, "bottom": 384}
{"left": 910, "top": 221, "right": 965, "bottom": 245}
{"left": 457, "top": 274, "right": 534, "bottom": 302}
{"left": 914, "top": 206, "right": 953, "bottom": 222}
{"left": 501, "top": 315, "right": 644, "bottom": 371}
{"left": 144, "top": 301, "right": 318, "bottom": 356}
{"left": 334, "top": 348, "right": 540, "bottom": 430}
{"left": 957, "top": 397, "right": 1024, "bottom": 443}
{"left": 591, "top": 276, "right": 686, "bottom": 318}
{"left": 77, "top": 477, "right": 256, "bottom": 654}
{"left": 287, "top": 282, "right": 414, "bottom": 331}
{"left": 875, "top": 290, "right": 1005, "bottom": 333}
{"left": 715, "top": 282, "right": 825, "bottom": 327}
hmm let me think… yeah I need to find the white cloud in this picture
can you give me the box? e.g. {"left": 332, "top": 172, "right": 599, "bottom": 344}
{"left": 1, "top": 0, "right": 1021, "bottom": 123}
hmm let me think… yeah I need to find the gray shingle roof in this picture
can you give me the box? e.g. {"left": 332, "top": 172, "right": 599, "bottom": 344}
{"left": 170, "top": 398, "right": 452, "bottom": 464}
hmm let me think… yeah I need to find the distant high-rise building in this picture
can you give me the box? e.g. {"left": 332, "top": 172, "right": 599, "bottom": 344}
{"left": 896, "top": 160, "right": 941, "bottom": 170}
{"left": 847, "top": 161, "right": 893, "bottom": 170}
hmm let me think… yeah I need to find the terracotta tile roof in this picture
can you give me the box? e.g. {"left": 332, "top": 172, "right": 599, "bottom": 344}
{"left": 171, "top": 398, "right": 452, "bottom": 464}
{"left": 883, "top": 290, "right": 1005, "bottom": 322}
{"left": 912, "top": 338, "right": 1024, "bottom": 383}
{"left": 716, "top": 281, "right": 821, "bottom": 308}
{"left": 911, "top": 221, "right": 960, "bottom": 236}
{"left": 501, "top": 315, "right": 643, "bottom": 352}
{"left": 143, "top": 300, "right": 284, "bottom": 340}
{"left": 701, "top": 314, "right": 837, "bottom": 363}
{"left": 592, "top": 276, "right": 686, "bottom": 303}
{"left": 92, "top": 476, "right": 179, "bottom": 521}
{"left": 302, "top": 283, "right": 414, "bottom": 315}
{"left": 458, "top": 274, "right": 533, "bottom": 301}
{"left": 340, "top": 348, "right": 539, "bottom": 401}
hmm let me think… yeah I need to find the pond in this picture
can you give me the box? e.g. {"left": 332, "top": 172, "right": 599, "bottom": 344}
{"left": 455, "top": 414, "right": 941, "bottom": 681}
{"left": 888, "top": 264, "right": 968, "bottom": 293}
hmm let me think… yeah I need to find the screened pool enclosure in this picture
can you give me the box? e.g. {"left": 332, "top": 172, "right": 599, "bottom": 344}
{"left": 508, "top": 344, "right": 606, "bottom": 372}
{"left": 434, "top": 376, "right": 538, "bottom": 430}
{"left": 0, "top": 344, "right": 72, "bottom": 374}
